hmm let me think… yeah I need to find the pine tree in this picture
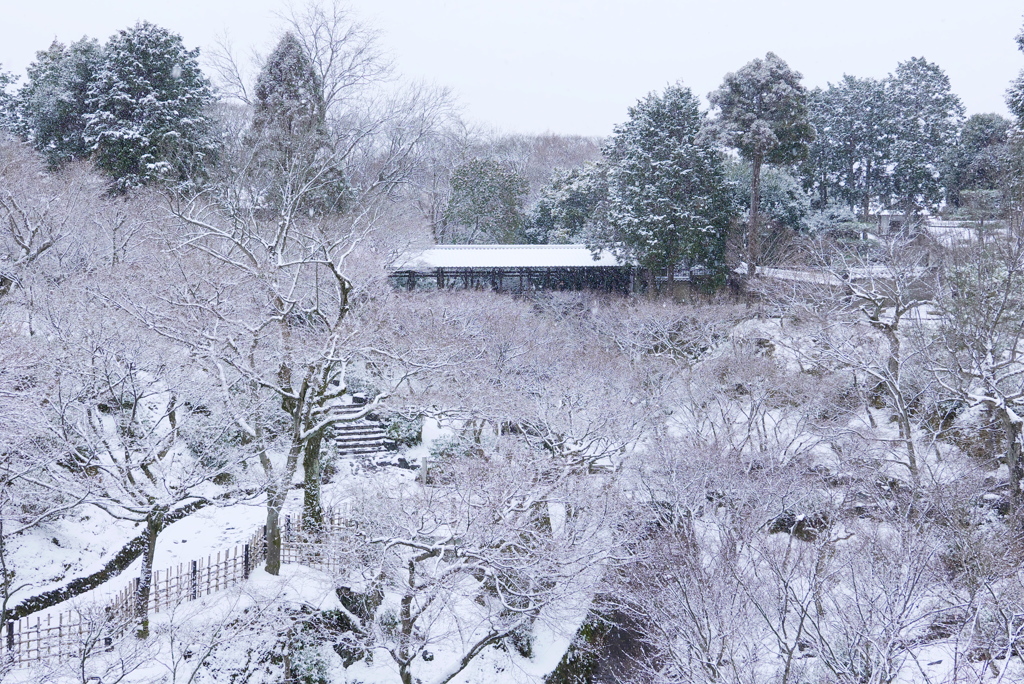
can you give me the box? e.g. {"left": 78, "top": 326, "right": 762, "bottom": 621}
{"left": 84, "top": 22, "right": 216, "bottom": 192}
{"left": 14, "top": 38, "right": 102, "bottom": 169}
{"left": 710, "top": 53, "right": 813, "bottom": 276}
{"left": 604, "top": 83, "right": 732, "bottom": 285}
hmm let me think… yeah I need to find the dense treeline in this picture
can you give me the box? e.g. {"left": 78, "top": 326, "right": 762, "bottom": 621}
{"left": 2, "top": 3, "right": 1024, "bottom": 684}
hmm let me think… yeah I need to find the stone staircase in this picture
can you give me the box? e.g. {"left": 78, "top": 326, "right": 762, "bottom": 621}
{"left": 329, "top": 401, "right": 395, "bottom": 456}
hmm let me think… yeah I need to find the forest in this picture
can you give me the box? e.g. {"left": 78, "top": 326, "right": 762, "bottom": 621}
{"left": 2, "top": 2, "right": 1024, "bottom": 683}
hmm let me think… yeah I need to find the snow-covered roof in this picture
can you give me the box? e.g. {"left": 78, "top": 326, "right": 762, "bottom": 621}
{"left": 391, "top": 244, "right": 628, "bottom": 270}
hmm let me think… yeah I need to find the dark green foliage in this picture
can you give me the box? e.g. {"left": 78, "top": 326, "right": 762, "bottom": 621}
{"left": 84, "top": 22, "right": 216, "bottom": 192}
{"left": 1007, "top": 24, "right": 1024, "bottom": 124}
{"left": 247, "top": 32, "right": 348, "bottom": 216}
{"left": 800, "top": 59, "right": 962, "bottom": 216}
{"left": 709, "top": 52, "right": 814, "bottom": 168}
{"left": 14, "top": 38, "right": 102, "bottom": 169}
{"left": 527, "top": 163, "right": 607, "bottom": 244}
{"left": 604, "top": 82, "right": 732, "bottom": 280}
{"left": 710, "top": 53, "right": 813, "bottom": 275}
{"left": 383, "top": 413, "right": 422, "bottom": 447}
{"left": 253, "top": 33, "right": 325, "bottom": 138}
{"left": 887, "top": 57, "right": 964, "bottom": 213}
{"left": 445, "top": 158, "right": 529, "bottom": 243}
{"left": 727, "top": 161, "right": 810, "bottom": 231}
{"left": 943, "top": 113, "right": 1011, "bottom": 208}
{"left": 0, "top": 64, "right": 15, "bottom": 129}
{"left": 801, "top": 76, "right": 891, "bottom": 213}
{"left": 544, "top": 615, "right": 609, "bottom": 684}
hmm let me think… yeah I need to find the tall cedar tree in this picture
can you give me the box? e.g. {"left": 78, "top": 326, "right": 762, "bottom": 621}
{"left": 84, "top": 22, "right": 216, "bottom": 192}
{"left": 710, "top": 53, "right": 813, "bottom": 276}
{"left": 1007, "top": 26, "right": 1024, "bottom": 125}
{"left": 802, "top": 76, "right": 891, "bottom": 215}
{"left": 605, "top": 83, "right": 732, "bottom": 286}
{"left": 887, "top": 57, "right": 963, "bottom": 214}
{"left": 801, "top": 60, "right": 961, "bottom": 218}
{"left": 248, "top": 32, "right": 347, "bottom": 215}
{"left": 15, "top": 38, "right": 103, "bottom": 169}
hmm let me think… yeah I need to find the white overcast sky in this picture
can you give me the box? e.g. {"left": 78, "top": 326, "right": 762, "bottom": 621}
{"left": 2, "top": 1, "right": 1022, "bottom": 136}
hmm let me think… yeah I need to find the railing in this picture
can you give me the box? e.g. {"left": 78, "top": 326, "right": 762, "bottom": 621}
{"left": 4, "top": 521, "right": 274, "bottom": 667}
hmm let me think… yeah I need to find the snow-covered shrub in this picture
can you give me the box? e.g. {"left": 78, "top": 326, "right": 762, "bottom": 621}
{"left": 424, "top": 433, "right": 483, "bottom": 484}
{"left": 383, "top": 412, "right": 422, "bottom": 447}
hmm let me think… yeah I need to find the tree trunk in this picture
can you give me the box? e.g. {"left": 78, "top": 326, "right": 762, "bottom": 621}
{"left": 862, "top": 159, "right": 872, "bottom": 220}
{"left": 7, "top": 500, "right": 206, "bottom": 622}
{"left": 878, "top": 325, "right": 917, "bottom": 475}
{"left": 265, "top": 501, "right": 283, "bottom": 576}
{"left": 999, "top": 409, "right": 1023, "bottom": 511}
{"left": 748, "top": 158, "right": 762, "bottom": 277}
{"left": 136, "top": 506, "right": 166, "bottom": 639}
{"left": 302, "top": 431, "right": 325, "bottom": 534}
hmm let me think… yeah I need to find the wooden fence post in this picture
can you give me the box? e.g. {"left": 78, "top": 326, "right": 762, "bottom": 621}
{"left": 243, "top": 543, "right": 251, "bottom": 579}
{"left": 6, "top": 620, "right": 12, "bottom": 652}
{"left": 190, "top": 560, "right": 198, "bottom": 601}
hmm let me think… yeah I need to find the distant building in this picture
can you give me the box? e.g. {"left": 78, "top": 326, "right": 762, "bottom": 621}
{"left": 388, "top": 244, "right": 635, "bottom": 293}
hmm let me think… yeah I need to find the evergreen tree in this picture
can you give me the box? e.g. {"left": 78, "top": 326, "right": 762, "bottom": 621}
{"left": 943, "top": 113, "right": 1011, "bottom": 208}
{"left": 252, "top": 32, "right": 325, "bottom": 139}
{"left": 14, "top": 38, "right": 102, "bottom": 169}
{"left": 710, "top": 53, "right": 813, "bottom": 276}
{"left": 604, "top": 83, "right": 732, "bottom": 285}
{"left": 527, "top": 162, "right": 607, "bottom": 244}
{"left": 445, "top": 158, "right": 529, "bottom": 243}
{"left": 84, "top": 22, "right": 216, "bottom": 192}
{"left": 0, "top": 64, "right": 16, "bottom": 131}
{"left": 801, "top": 60, "right": 962, "bottom": 220}
{"left": 801, "top": 76, "right": 893, "bottom": 216}
{"left": 887, "top": 57, "right": 963, "bottom": 214}
{"left": 727, "top": 161, "right": 810, "bottom": 234}
{"left": 246, "top": 32, "right": 347, "bottom": 216}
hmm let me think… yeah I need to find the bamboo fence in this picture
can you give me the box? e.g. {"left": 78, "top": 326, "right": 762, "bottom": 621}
{"left": 2, "top": 513, "right": 350, "bottom": 667}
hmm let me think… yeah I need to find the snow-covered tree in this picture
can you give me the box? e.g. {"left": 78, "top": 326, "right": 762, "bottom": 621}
{"left": 84, "top": 22, "right": 216, "bottom": 192}
{"left": 527, "top": 162, "right": 607, "bottom": 244}
{"left": 0, "top": 65, "right": 15, "bottom": 129}
{"left": 603, "top": 82, "right": 732, "bottom": 286}
{"left": 943, "top": 113, "right": 1011, "bottom": 209}
{"left": 800, "top": 60, "right": 962, "bottom": 219}
{"left": 1006, "top": 25, "right": 1024, "bottom": 126}
{"left": 246, "top": 32, "right": 350, "bottom": 216}
{"left": 710, "top": 53, "right": 813, "bottom": 276}
{"left": 938, "top": 230, "right": 1024, "bottom": 510}
{"left": 887, "top": 57, "right": 964, "bottom": 214}
{"left": 444, "top": 158, "right": 528, "bottom": 243}
{"left": 325, "top": 440, "right": 620, "bottom": 684}
{"left": 800, "top": 76, "right": 893, "bottom": 215}
{"left": 726, "top": 161, "right": 810, "bottom": 264}
{"left": 14, "top": 37, "right": 103, "bottom": 169}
